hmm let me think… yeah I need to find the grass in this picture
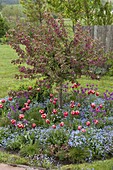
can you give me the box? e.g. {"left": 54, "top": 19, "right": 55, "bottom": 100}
{"left": 61, "top": 158, "right": 113, "bottom": 170}
{"left": 0, "top": 148, "right": 113, "bottom": 170}
{"left": 0, "top": 150, "right": 29, "bottom": 165}
{"left": 77, "top": 75, "right": 113, "bottom": 95}
{"left": 0, "top": 44, "right": 34, "bottom": 98}
{"left": 1, "top": 149, "right": 113, "bottom": 170}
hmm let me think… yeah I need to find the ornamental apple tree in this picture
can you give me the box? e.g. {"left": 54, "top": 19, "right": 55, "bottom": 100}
{"left": 8, "top": 13, "right": 108, "bottom": 108}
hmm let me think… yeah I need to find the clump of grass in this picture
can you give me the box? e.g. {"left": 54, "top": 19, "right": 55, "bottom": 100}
{"left": 61, "top": 157, "right": 113, "bottom": 170}
{"left": 0, "top": 150, "right": 29, "bottom": 165}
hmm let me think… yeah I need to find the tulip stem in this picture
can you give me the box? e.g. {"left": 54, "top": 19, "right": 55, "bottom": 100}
{"left": 58, "top": 82, "right": 63, "bottom": 109}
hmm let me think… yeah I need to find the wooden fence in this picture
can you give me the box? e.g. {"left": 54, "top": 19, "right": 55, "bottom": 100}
{"left": 82, "top": 25, "right": 113, "bottom": 52}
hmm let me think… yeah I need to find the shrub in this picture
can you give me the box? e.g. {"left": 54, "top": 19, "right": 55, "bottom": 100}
{"left": 0, "top": 15, "right": 9, "bottom": 39}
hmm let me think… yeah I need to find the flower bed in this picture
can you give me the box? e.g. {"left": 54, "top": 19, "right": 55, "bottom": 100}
{"left": 0, "top": 82, "right": 113, "bottom": 167}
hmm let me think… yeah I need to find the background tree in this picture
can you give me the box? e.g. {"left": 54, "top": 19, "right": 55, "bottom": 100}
{"left": 48, "top": 0, "right": 83, "bottom": 31}
{"left": 8, "top": 14, "right": 109, "bottom": 108}
{"left": 82, "top": 0, "right": 113, "bottom": 25}
{"left": 20, "top": 0, "right": 47, "bottom": 23}
{"left": 1, "top": 5, "right": 24, "bottom": 20}
{"left": 0, "top": 0, "right": 3, "bottom": 11}
{"left": 48, "top": 0, "right": 113, "bottom": 26}
{"left": 0, "top": 14, "right": 9, "bottom": 38}
{"left": 20, "top": 0, "right": 113, "bottom": 29}
{"left": 0, "top": 0, "right": 19, "bottom": 4}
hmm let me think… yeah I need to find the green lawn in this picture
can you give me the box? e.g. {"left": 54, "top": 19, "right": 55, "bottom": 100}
{"left": 77, "top": 75, "right": 113, "bottom": 95}
{"left": 0, "top": 150, "right": 29, "bottom": 166}
{"left": 61, "top": 157, "right": 113, "bottom": 170}
{"left": 0, "top": 44, "right": 34, "bottom": 98}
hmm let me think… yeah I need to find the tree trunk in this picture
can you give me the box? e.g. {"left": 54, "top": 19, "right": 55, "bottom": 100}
{"left": 58, "top": 82, "right": 63, "bottom": 109}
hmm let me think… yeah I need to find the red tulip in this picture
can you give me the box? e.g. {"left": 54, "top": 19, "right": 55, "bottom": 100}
{"left": 75, "top": 110, "right": 80, "bottom": 115}
{"left": 78, "top": 125, "right": 82, "bottom": 130}
{"left": 50, "top": 93, "right": 53, "bottom": 98}
{"left": 25, "top": 106, "right": 30, "bottom": 110}
{"left": 52, "top": 109, "right": 57, "bottom": 114}
{"left": 71, "top": 110, "right": 75, "bottom": 115}
{"left": 91, "top": 90, "right": 95, "bottom": 94}
{"left": 1, "top": 99, "right": 5, "bottom": 103}
{"left": 95, "top": 107, "right": 100, "bottom": 112}
{"left": 88, "top": 90, "right": 91, "bottom": 95}
{"left": 32, "top": 123, "right": 36, "bottom": 128}
{"left": 24, "top": 103, "right": 29, "bottom": 107}
{"left": 19, "top": 114, "right": 24, "bottom": 120}
{"left": 50, "top": 99, "right": 53, "bottom": 103}
{"left": 0, "top": 104, "right": 3, "bottom": 108}
{"left": 91, "top": 103, "right": 96, "bottom": 109}
{"left": 17, "top": 123, "right": 24, "bottom": 128}
{"left": 8, "top": 97, "right": 13, "bottom": 101}
{"left": 96, "top": 92, "right": 99, "bottom": 96}
{"left": 94, "top": 119, "right": 99, "bottom": 125}
{"left": 52, "top": 125, "right": 56, "bottom": 129}
{"left": 41, "top": 113, "right": 47, "bottom": 119}
{"left": 27, "top": 99, "right": 31, "bottom": 104}
{"left": 86, "top": 121, "right": 90, "bottom": 126}
{"left": 28, "top": 86, "right": 32, "bottom": 90}
{"left": 21, "top": 107, "right": 26, "bottom": 112}
{"left": 77, "top": 103, "right": 81, "bottom": 107}
{"left": 70, "top": 101, "right": 75, "bottom": 104}
{"left": 63, "top": 111, "right": 68, "bottom": 117}
{"left": 54, "top": 98, "right": 58, "bottom": 101}
{"left": 60, "top": 122, "right": 64, "bottom": 127}
{"left": 11, "top": 119, "right": 16, "bottom": 125}
{"left": 46, "top": 119, "right": 50, "bottom": 124}
{"left": 70, "top": 104, "right": 75, "bottom": 108}
{"left": 53, "top": 100, "right": 56, "bottom": 105}
{"left": 99, "top": 104, "right": 103, "bottom": 108}
{"left": 72, "top": 83, "right": 78, "bottom": 88}
{"left": 37, "top": 88, "right": 40, "bottom": 91}
{"left": 39, "top": 109, "right": 44, "bottom": 114}
{"left": 81, "top": 128, "right": 86, "bottom": 132}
